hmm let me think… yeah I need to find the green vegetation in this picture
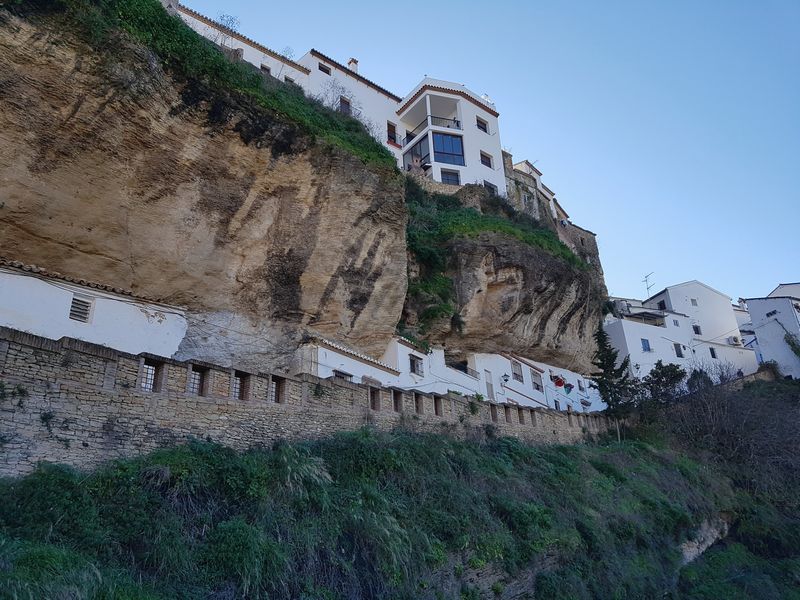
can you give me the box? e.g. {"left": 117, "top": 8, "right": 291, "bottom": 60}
{"left": 0, "top": 432, "right": 733, "bottom": 599}
{"left": 404, "top": 179, "right": 584, "bottom": 332}
{"left": 12, "top": 0, "right": 395, "bottom": 166}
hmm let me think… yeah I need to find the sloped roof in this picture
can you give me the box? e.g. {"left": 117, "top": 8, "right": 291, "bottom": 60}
{"left": 311, "top": 336, "right": 400, "bottom": 374}
{"left": 308, "top": 49, "right": 401, "bottom": 102}
{"left": 644, "top": 280, "right": 731, "bottom": 304}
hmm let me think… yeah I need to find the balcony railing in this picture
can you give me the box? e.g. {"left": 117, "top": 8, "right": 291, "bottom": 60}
{"left": 402, "top": 115, "right": 462, "bottom": 146}
{"left": 447, "top": 363, "right": 480, "bottom": 379}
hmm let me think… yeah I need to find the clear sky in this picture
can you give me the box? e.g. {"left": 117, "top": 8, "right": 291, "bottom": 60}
{"left": 184, "top": 0, "right": 799, "bottom": 301}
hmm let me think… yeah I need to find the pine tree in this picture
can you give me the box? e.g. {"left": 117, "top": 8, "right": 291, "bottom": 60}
{"left": 589, "top": 325, "right": 635, "bottom": 421}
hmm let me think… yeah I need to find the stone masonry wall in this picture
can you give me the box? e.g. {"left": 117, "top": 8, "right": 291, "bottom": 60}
{"left": 0, "top": 327, "right": 611, "bottom": 476}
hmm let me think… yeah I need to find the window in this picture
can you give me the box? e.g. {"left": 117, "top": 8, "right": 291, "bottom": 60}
{"left": 709, "top": 348, "right": 718, "bottom": 359}
{"left": 480, "top": 152, "right": 493, "bottom": 168}
{"left": 530, "top": 370, "right": 543, "bottom": 392}
{"left": 476, "top": 117, "right": 488, "bottom": 133}
{"left": 490, "top": 404, "right": 498, "bottom": 422}
{"left": 554, "top": 400, "right": 561, "bottom": 411}
{"left": 673, "top": 319, "right": 680, "bottom": 327}
{"left": 483, "top": 181, "right": 498, "bottom": 195}
{"left": 691, "top": 298, "right": 698, "bottom": 307}
{"left": 518, "top": 407, "right": 525, "bottom": 424}
{"left": 440, "top": 169, "right": 460, "bottom": 185}
{"left": 69, "top": 296, "right": 92, "bottom": 323}
{"left": 409, "top": 355, "right": 424, "bottom": 376}
{"left": 338, "top": 96, "right": 351, "bottom": 116}
{"left": 484, "top": 370, "right": 495, "bottom": 401}
{"left": 370, "top": 388, "right": 381, "bottom": 411}
{"left": 641, "top": 338, "right": 651, "bottom": 352}
{"left": 578, "top": 380, "right": 585, "bottom": 392}
{"left": 232, "top": 370, "right": 250, "bottom": 400}
{"left": 434, "top": 395, "right": 443, "bottom": 416}
{"left": 510, "top": 360, "right": 523, "bottom": 383}
{"left": 657, "top": 300, "right": 666, "bottom": 310}
{"left": 693, "top": 325, "right": 702, "bottom": 335}
{"left": 260, "top": 64, "right": 271, "bottom": 75}
{"left": 674, "top": 343, "right": 684, "bottom": 358}
{"left": 284, "top": 76, "right": 294, "bottom": 84}
{"left": 432, "top": 133, "right": 465, "bottom": 165}
{"left": 414, "top": 392, "right": 424, "bottom": 414}
{"left": 318, "top": 62, "right": 331, "bottom": 75}
{"left": 387, "top": 122, "right": 399, "bottom": 145}
{"left": 271, "top": 375, "right": 286, "bottom": 403}
{"left": 187, "top": 365, "right": 208, "bottom": 396}
{"left": 504, "top": 406, "right": 512, "bottom": 423}
{"left": 333, "top": 370, "right": 352, "bottom": 382}
{"left": 393, "top": 390, "right": 403, "bottom": 412}
{"left": 141, "top": 358, "right": 164, "bottom": 392}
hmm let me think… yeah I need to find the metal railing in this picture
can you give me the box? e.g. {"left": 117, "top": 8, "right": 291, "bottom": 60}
{"left": 430, "top": 115, "right": 461, "bottom": 129}
{"left": 447, "top": 363, "right": 480, "bottom": 379}
{"left": 402, "top": 115, "right": 462, "bottom": 146}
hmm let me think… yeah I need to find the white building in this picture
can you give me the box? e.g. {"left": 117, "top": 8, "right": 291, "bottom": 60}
{"left": 604, "top": 281, "right": 758, "bottom": 381}
{"left": 0, "top": 260, "right": 188, "bottom": 356}
{"left": 293, "top": 336, "right": 604, "bottom": 413}
{"left": 746, "top": 283, "right": 800, "bottom": 379}
{"left": 175, "top": 4, "right": 507, "bottom": 194}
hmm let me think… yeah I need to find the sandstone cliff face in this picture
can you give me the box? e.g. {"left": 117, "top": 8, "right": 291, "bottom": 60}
{"left": 0, "top": 14, "right": 407, "bottom": 369}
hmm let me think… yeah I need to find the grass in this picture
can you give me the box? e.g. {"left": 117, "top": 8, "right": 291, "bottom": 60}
{"left": 12, "top": 0, "right": 395, "bottom": 167}
{"left": 0, "top": 431, "right": 736, "bottom": 599}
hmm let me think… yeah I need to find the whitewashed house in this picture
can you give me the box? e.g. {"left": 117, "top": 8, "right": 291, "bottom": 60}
{"left": 746, "top": 284, "right": 800, "bottom": 379}
{"left": 604, "top": 281, "right": 758, "bottom": 381}
{"left": 175, "top": 4, "right": 507, "bottom": 194}
{"left": 0, "top": 259, "right": 188, "bottom": 356}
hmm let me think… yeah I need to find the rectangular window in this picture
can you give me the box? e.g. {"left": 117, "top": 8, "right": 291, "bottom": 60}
{"left": 554, "top": 399, "right": 561, "bottom": 411}
{"left": 69, "top": 296, "right": 92, "bottom": 323}
{"left": 476, "top": 117, "right": 488, "bottom": 133}
{"left": 674, "top": 343, "right": 684, "bottom": 358}
{"left": 693, "top": 325, "right": 702, "bottom": 335}
{"left": 370, "top": 388, "right": 381, "bottom": 411}
{"left": 387, "top": 122, "right": 399, "bottom": 145}
{"left": 338, "top": 96, "right": 351, "bottom": 116}
{"left": 409, "top": 355, "right": 424, "bottom": 376}
{"left": 710, "top": 348, "right": 718, "bottom": 359}
{"left": 187, "top": 365, "right": 208, "bottom": 396}
{"left": 504, "top": 405, "right": 511, "bottom": 423}
{"left": 480, "top": 151, "right": 493, "bottom": 168}
{"left": 511, "top": 360, "right": 524, "bottom": 383}
{"left": 483, "top": 181, "right": 498, "bottom": 195}
{"left": 657, "top": 300, "right": 666, "bottom": 310}
{"left": 518, "top": 407, "right": 525, "bottom": 424}
{"left": 332, "top": 370, "right": 352, "bottom": 382}
{"left": 440, "top": 169, "right": 460, "bottom": 185}
{"left": 673, "top": 319, "right": 680, "bottom": 327}
{"left": 484, "top": 370, "right": 495, "bottom": 401}
{"left": 260, "top": 64, "right": 271, "bottom": 75}
{"left": 432, "top": 133, "right": 465, "bottom": 166}
{"left": 393, "top": 390, "right": 403, "bottom": 412}
{"left": 232, "top": 370, "right": 249, "bottom": 400}
{"left": 490, "top": 404, "right": 498, "bottom": 422}
{"left": 641, "top": 338, "right": 651, "bottom": 352}
{"left": 530, "top": 369, "right": 543, "bottom": 392}
{"left": 414, "top": 393, "right": 424, "bottom": 414}
{"left": 578, "top": 380, "right": 585, "bottom": 392}
{"left": 271, "top": 375, "right": 286, "bottom": 403}
{"left": 691, "top": 298, "right": 698, "bottom": 306}
{"left": 434, "top": 395, "right": 443, "bottom": 416}
{"left": 318, "top": 62, "right": 331, "bottom": 75}
{"left": 141, "top": 358, "right": 164, "bottom": 392}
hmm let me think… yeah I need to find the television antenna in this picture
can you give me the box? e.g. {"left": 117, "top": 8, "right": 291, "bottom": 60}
{"left": 642, "top": 272, "right": 655, "bottom": 297}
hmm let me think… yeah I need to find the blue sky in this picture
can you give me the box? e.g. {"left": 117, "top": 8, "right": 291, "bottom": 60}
{"left": 184, "top": 0, "right": 799, "bottom": 301}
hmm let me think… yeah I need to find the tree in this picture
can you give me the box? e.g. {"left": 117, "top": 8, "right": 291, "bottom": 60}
{"left": 687, "top": 369, "right": 713, "bottom": 394}
{"left": 639, "top": 360, "right": 686, "bottom": 422}
{"left": 589, "top": 325, "right": 636, "bottom": 429}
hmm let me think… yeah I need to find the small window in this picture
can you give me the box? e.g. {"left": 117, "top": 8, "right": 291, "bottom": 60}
{"left": 271, "top": 375, "right": 286, "bottom": 403}
{"left": 69, "top": 296, "right": 92, "bottom": 323}
{"left": 387, "top": 122, "right": 399, "bottom": 145}
{"left": 691, "top": 298, "right": 698, "bottom": 307}
{"left": 709, "top": 348, "right": 718, "bottom": 359}
{"left": 504, "top": 405, "right": 511, "bottom": 423}
{"left": 476, "top": 117, "right": 488, "bottom": 133}
{"left": 392, "top": 389, "right": 403, "bottom": 412}
{"left": 370, "top": 388, "right": 381, "bottom": 411}
{"left": 641, "top": 338, "right": 651, "bottom": 352}
{"left": 232, "top": 370, "right": 250, "bottom": 400}
{"left": 657, "top": 300, "right": 666, "bottom": 310}
{"left": 338, "top": 96, "right": 351, "bottom": 116}
{"left": 440, "top": 169, "right": 460, "bottom": 185}
{"left": 511, "top": 360, "right": 523, "bottom": 383}
{"left": 490, "top": 404, "right": 498, "bottom": 422}
{"left": 333, "top": 370, "right": 352, "bottom": 382}
{"left": 409, "top": 355, "right": 424, "bottom": 376}
{"left": 141, "top": 358, "right": 164, "bottom": 392}
{"left": 260, "top": 64, "right": 271, "bottom": 75}
{"left": 484, "top": 370, "right": 495, "bottom": 400}
{"left": 434, "top": 395, "right": 443, "bottom": 416}
{"left": 483, "top": 181, "right": 498, "bottom": 195}
{"left": 674, "top": 343, "right": 684, "bottom": 358}
{"left": 414, "top": 393, "right": 424, "bottom": 414}
{"left": 673, "top": 319, "right": 680, "bottom": 327}
{"left": 578, "top": 380, "right": 585, "bottom": 392}
{"left": 518, "top": 407, "right": 525, "bottom": 424}
{"left": 554, "top": 399, "right": 561, "bottom": 411}
{"left": 284, "top": 76, "right": 294, "bottom": 84}
{"left": 188, "top": 365, "right": 209, "bottom": 396}
{"left": 693, "top": 325, "right": 702, "bottom": 335}
{"left": 480, "top": 152, "right": 493, "bottom": 168}
{"left": 318, "top": 62, "right": 331, "bottom": 75}
{"left": 530, "top": 370, "right": 543, "bottom": 392}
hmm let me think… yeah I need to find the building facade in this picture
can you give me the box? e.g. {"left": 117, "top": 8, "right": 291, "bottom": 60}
{"left": 746, "top": 284, "right": 800, "bottom": 379}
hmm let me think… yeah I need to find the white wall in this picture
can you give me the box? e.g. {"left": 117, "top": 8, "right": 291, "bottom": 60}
{"left": 0, "top": 270, "right": 188, "bottom": 356}
{"left": 747, "top": 297, "right": 800, "bottom": 378}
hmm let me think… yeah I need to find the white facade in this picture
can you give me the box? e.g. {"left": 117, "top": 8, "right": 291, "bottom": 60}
{"left": 0, "top": 266, "right": 188, "bottom": 356}
{"left": 747, "top": 291, "right": 800, "bottom": 379}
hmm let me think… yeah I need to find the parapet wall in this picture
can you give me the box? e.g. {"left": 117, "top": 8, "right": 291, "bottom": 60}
{"left": 0, "top": 327, "right": 611, "bottom": 476}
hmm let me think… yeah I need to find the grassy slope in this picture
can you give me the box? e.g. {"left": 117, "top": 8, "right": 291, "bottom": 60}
{"left": 1, "top": 431, "right": 734, "bottom": 599}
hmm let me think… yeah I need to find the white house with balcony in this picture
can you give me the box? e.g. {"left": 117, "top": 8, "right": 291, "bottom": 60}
{"left": 604, "top": 281, "right": 758, "bottom": 381}
{"left": 746, "top": 284, "right": 800, "bottom": 379}
{"left": 0, "top": 259, "right": 188, "bottom": 356}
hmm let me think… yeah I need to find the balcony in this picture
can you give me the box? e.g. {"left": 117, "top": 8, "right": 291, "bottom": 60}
{"left": 402, "top": 115, "right": 462, "bottom": 147}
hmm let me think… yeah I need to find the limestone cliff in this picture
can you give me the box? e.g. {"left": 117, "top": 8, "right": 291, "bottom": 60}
{"left": 0, "top": 11, "right": 406, "bottom": 369}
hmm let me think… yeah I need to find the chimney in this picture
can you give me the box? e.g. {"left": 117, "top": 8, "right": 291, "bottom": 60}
{"left": 347, "top": 57, "right": 359, "bottom": 73}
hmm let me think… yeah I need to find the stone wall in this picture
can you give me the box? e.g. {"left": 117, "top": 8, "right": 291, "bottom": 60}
{"left": 0, "top": 327, "right": 611, "bottom": 476}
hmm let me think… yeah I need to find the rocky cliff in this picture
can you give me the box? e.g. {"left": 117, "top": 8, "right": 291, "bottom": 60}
{"left": 0, "top": 9, "right": 406, "bottom": 369}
